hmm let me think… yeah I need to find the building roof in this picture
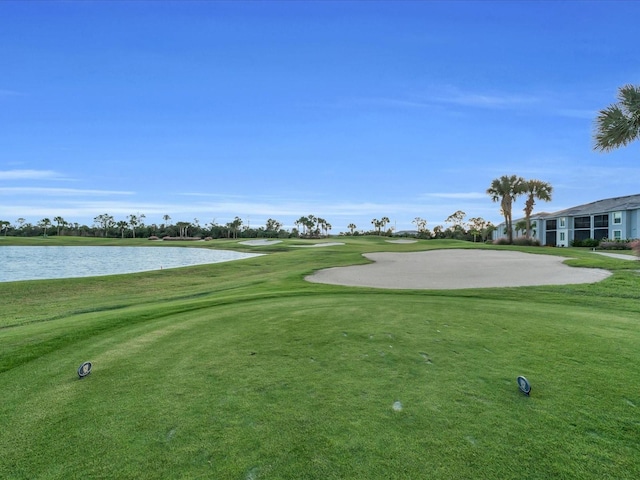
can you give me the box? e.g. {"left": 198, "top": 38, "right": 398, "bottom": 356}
{"left": 546, "top": 193, "right": 640, "bottom": 218}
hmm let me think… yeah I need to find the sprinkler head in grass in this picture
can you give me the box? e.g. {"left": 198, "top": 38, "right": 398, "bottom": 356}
{"left": 78, "top": 361, "right": 92, "bottom": 379}
{"left": 517, "top": 376, "right": 531, "bottom": 396}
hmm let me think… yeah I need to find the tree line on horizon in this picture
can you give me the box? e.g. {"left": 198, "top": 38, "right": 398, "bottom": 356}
{"left": 0, "top": 210, "right": 498, "bottom": 242}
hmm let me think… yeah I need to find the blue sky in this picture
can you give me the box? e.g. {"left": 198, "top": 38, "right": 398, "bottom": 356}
{"left": 1, "top": 1, "right": 638, "bottom": 233}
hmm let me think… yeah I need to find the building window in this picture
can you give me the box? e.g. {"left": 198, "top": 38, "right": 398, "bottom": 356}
{"left": 594, "top": 229, "right": 608, "bottom": 240}
{"left": 546, "top": 219, "right": 557, "bottom": 230}
{"left": 574, "top": 230, "right": 591, "bottom": 241}
{"left": 559, "top": 217, "right": 566, "bottom": 228}
{"left": 574, "top": 216, "right": 591, "bottom": 229}
{"left": 560, "top": 232, "right": 565, "bottom": 241}
{"left": 594, "top": 215, "right": 608, "bottom": 228}
{"left": 613, "top": 230, "right": 622, "bottom": 240}
{"left": 613, "top": 212, "right": 622, "bottom": 224}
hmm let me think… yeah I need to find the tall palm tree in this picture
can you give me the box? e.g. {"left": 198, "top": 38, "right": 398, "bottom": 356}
{"left": 522, "top": 179, "right": 552, "bottom": 239}
{"left": 380, "top": 217, "right": 390, "bottom": 235}
{"left": 127, "top": 214, "right": 139, "bottom": 239}
{"left": 0, "top": 220, "right": 10, "bottom": 236}
{"left": 38, "top": 218, "right": 51, "bottom": 237}
{"left": 53, "top": 216, "right": 66, "bottom": 236}
{"left": 116, "top": 220, "right": 128, "bottom": 239}
{"left": 486, "top": 175, "right": 524, "bottom": 244}
{"left": 594, "top": 84, "right": 640, "bottom": 152}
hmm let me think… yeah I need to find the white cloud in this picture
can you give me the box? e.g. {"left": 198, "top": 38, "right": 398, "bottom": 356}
{"left": 0, "top": 187, "right": 133, "bottom": 196}
{"left": 0, "top": 169, "right": 64, "bottom": 180}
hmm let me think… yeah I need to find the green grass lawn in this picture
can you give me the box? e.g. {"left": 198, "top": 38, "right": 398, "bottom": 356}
{"left": 1, "top": 237, "right": 639, "bottom": 479}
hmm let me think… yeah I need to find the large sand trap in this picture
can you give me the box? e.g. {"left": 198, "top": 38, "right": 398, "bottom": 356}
{"left": 239, "top": 240, "right": 282, "bottom": 246}
{"left": 306, "top": 249, "right": 611, "bottom": 290}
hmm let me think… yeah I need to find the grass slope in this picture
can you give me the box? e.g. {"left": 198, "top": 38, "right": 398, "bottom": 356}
{"left": 1, "top": 237, "right": 639, "bottom": 479}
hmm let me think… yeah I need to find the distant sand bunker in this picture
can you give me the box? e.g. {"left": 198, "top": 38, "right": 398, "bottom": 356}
{"left": 306, "top": 249, "right": 611, "bottom": 290}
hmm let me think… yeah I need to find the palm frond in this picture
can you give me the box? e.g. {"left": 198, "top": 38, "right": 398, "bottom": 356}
{"left": 594, "top": 84, "right": 640, "bottom": 152}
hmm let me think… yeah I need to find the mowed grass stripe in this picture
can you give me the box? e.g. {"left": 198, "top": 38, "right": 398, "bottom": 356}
{"left": 2, "top": 290, "right": 640, "bottom": 479}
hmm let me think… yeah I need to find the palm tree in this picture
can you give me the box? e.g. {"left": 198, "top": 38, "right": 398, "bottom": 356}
{"left": 522, "top": 179, "right": 552, "bottom": 239}
{"left": 296, "top": 216, "right": 309, "bottom": 236}
{"left": 371, "top": 218, "right": 381, "bottom": 235}
{"left": 126, "top": 213, "right": 145, "bottom": 239}
{"left": 38, "top": 218, "right": 51, "bottom": 236}
{"left": 514, "top": 219, "right": 527, "bottom": 238}
{"left": 116, "top": 220, "right": 128, "bottom": 238}
{"left": 487, "top": 175, "right": 525, "bottom": 244}
{"left": 347, "top": 223, "right": 357, "bottom": 235}
{"left": 127, "top": 215, "right": 139, "bottom": 238}
{"left": 176, "top": 221, "right": 191, "bottom": 238}
{"left": 0, "top": 220, "right": 10, "bottom": 236}
{"left": 53, "top": 216, "right": 66, "bottom": 236}
{"left": 380, "top": 217, "right": 390, "bottom": 235}
{"left": 594, "top": 84, "right": 640, "bottom": 152}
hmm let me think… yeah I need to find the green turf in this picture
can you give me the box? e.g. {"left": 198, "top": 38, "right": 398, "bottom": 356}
{"left": 1, "top": 237, "right": 639, "bottom": 479}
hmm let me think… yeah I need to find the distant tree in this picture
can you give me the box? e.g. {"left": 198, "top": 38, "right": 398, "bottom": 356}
{"left": 306, "top": 215, "right": 317, "bottom": 236}
{"left": 483, "top": 222, "right": 496, "bottom": 242}
{"left": 53, "top": 216, "right": 66, "bottom": 236}
{"left": 514, "top": 219, "right": 527, "bottom": 237}
{"left": 176, "top": 221, "right": 190, "bottom": 238}
{"left": 412, "top": 217, "right": 428, "bottom": 235}
{"left": 15, "top": 218, "right": 25, "bottom": 231}
{"left": 163, "top": 214, "right": 172, "bottom": 227}
{"left": 94, "top": 214, "right": 115, "bottom": 237}
{"left": 0, "top": 220, "right": 10, "bottom": 236}
{"left": 487, "top": 175, "right": 525, "bottom": 244}
{"left": 380, "top": 216, "right": 390, "bottom": 235}
{"left": 468, "top": 217, "right": 489, "bottom": 242}
{"left": 116, "top": 220, "right": 128, "bottom": 238}
{"left": 347, "top": 223, "right": 357, "bottom": 235}
{"left": 206, "top": 219, "right": 218, "bottom": 236}
{"left": 127, "top": 213, "right": 145, "bottom": 239}
{"left": 522, "top": 179, "right": 553, "bottom": 239}
{"left": 227, "top": 216, "right": 243, "bottom": 239}
{"left": 38, "top": 218, "right": 52, "bottom": 236}
{"left": 593, "top": 84, "right": 640, "bottom": 152}
{"left": 446, "top": 210, "right": 467, "bottom": 232}
{"left": 265, "top": 218, "right": 282, "bottom": 233}
{"left": 371, "top": 218, "right": 381, "bottom": 235}
{"left": 295, "top": 216, "right": 309, "bottom": 236}
{"left": 372, "top": 217, "right": 390, "bottom": 235}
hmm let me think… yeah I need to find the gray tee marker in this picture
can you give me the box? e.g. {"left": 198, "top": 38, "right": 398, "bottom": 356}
{"left": 517, "top": 376, "right": 531, "bottom": 396}
{"left": 78, "top": 362, "right": 92, "bottom": 379}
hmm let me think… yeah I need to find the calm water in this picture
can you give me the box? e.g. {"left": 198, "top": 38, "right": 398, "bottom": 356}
{"left": 0, "top": 246, "right": 263, "bottom": 282}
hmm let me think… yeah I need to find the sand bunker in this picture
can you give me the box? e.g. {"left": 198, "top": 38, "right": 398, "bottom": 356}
{"left": 239, "top": 240, "right": 282, "bottom": 246}
{"left": 306, "top": 249, "right": 611, "bottom": 290}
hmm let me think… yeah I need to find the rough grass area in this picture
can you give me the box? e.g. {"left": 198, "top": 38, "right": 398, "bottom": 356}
{"left": 1, "top": 237, "right": 639, "bottom": 479}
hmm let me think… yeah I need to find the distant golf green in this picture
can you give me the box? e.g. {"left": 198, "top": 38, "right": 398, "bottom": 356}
{"left": 1, "top": 237, "right": 639, "bottom": 479}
